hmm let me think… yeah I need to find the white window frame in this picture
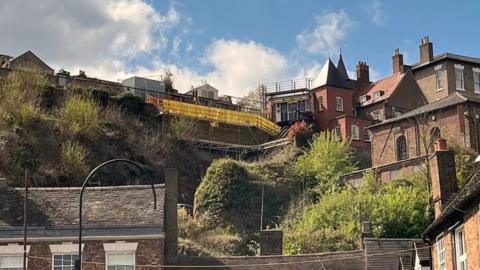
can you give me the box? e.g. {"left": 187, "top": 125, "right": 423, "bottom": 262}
{"left": 473, "top": 67, "right": 480, "bottom": 94}
{"left": 359, "top": 95, "right": 367, "bottom": 106}
{"left": 435, "top": 65, "right": 445, "bottom": 91}
{"left": 105, "top": 252, "right": 135, "bottom": 270}
{"left": 0, "top": 255, "right": 23, "bottom": 270}
{"left": 50, "top": 243, "right": 83, "bottom": 270}
{"left": 318, "top": 96, "right": 324, "bottom": 111}
{"left": 455, "top": 225, "right": 467, "bottom": 270}
{"left": 455, "top": 64, "right": 465, "bottom": 91}
{"left": 104, "top": 242, "right": 137, "bottom": 270}
{"left": 51, "top": 254, "right": 79, "bottom": 270}
{"left": 436, "top": 234, "right": 446, "bottom": 270}
{"left": 372, "top": 91, "right": 382, "bottom": 101}
{"left": 372, "top": 111, "right": 380, "bottom": 120}
{"left": 351, "top": 125, "right": 359, "bottom": 140}
{"left": 0, "top": 244, "right": 30, "bottom": 270}
{"left": 335, "top": 97, "right": 344, "bottom": 111}
{"left": 334, "top": 125, "right": 342, "bottom": 138}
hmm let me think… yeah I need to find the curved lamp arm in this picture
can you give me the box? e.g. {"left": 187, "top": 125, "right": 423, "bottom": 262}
{"left": 77, "top": 159, "right": 157, "bottom": 270}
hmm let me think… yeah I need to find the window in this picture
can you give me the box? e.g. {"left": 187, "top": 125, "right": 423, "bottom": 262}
{"left": 106, "top": 252, "right": 135, "bottom": 270}
{"left": 334, "top": 125, "right": 342, "bottom": 138}
{"left": 351, "top": 125, "right": 359, "bottom": 140}
{"left": 391, "top": 107, "right": 402, "bottom": 118}
{"left": 455, "top": 64, "right": 465, "bottom": 90}
{"left": 455, "top": 226, "right": 467, "bottom": 270}
{"left": 372, "top": 91, "right": 382, "bottom": 101}
{"left": 0, "top": 255, "right": 23, "bottom": 270}
{"left": 474, "top": 68, "right": 480, "bottom": 93}
{"left": 359, "top": 95, "right": 367, "bottom": 106}
{"left": 288, "top": 103, "right": 298, "bottom": 121}
{"left": 436, "top": 234, "right": 446, "bottom": 270}
{"left": 335, "top": 97, "right": 344, "bottom": 111}
{"left": 280, "top": 103, "right": 287, "bottom": 122}
{"left": 318, "top": 96, "right": 324, "bottom": 111}
{"left": 372, "top": 111, "right": 380, "bottom": 120}
{"left": 396, "top": 135, "right": 408, "bottom": 161}
{"left": 53, "top": 254, "right": 78, "bottom": 270}
{"left": 364, "top": 128, "right": 371, "bottom": 141}
{"left": 435, "top": 65, "right": 445, "bottom": 90}
{"left": 298, "top": 100, "right": 306, "bottom": 112}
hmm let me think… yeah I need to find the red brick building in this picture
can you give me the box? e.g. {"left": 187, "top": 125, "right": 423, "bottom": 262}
{"left": 263, "top": 54, "right": 426, "bottom": 168}
{"left": 368, "top": 92, "right": 480, "bottom": 170}
{"left": 0, "top": 169, "right": 178, "bottom": 270}
{"left": 423, "top": 140, "right": 480, "bottom": 270}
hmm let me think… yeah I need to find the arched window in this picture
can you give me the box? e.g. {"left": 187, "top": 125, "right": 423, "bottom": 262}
{"left": 429, "top": 127, "right": 441, "bottom": 153}
{"left": 396, "top": 135, "right": 408, "bottom": 161}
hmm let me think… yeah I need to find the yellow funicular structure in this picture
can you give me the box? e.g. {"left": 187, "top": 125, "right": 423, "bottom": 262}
{"left": 147, "top": 95, "right": 280, "bottom": 136}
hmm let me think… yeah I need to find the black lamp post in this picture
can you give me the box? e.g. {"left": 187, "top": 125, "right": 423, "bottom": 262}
{"left": 76, "top": 159, "right": 157, "bottom": 270}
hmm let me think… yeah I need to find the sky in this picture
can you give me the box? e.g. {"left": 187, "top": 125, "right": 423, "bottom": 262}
{"left": 1, "top": 0, "right": 479, "bottom": 97}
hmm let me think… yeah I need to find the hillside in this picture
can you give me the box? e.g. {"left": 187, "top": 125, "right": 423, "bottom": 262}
{"left": 0, "top": 67, "right": 214, "bottom": 203}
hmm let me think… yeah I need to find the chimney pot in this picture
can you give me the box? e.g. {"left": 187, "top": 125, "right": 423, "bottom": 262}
{"left": 435, "top": 138, "right": 447, "bottom": 151}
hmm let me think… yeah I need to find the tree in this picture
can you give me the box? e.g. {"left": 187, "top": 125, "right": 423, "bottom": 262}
{"left": 236, "top": 86, "right": 263, "bottom": 110}
{"left": 295, "top": 132, "right": 357, "bottom": 194}
{"left": 282, "top": 172, "right": 430, "bottom": 255}
{"left": 163, "top": 69, "right": 175, "bottom": 93}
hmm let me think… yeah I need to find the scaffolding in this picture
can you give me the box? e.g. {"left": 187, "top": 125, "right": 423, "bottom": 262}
{"left": 147, "top": 95, "right": 280, "bottom": 136}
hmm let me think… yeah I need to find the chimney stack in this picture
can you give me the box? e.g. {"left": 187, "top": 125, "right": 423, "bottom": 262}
{"left": 429, "top": 139, "right": 458, "bottom": 219}
{"left": 356, "top": 61, "right": 370, "bottom": 85}
{"left": 392, "top": 48, "right": 404, "bottom": 74}
{"left": 419, "top": 36, "right": 434, "bottom": 64}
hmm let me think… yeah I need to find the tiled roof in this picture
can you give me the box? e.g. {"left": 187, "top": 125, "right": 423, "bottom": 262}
{"left": 356, "top": 72, "right": 405, "bottom": 107}
{"left": 0, "top": 184, "right": 165, "bottom": 229}
{"left": 313, "top": 58, "right": 349, "bottom": 89}
{"left": 337, "top": 54, "right": 349, "bottom": 80}
{"left": 413, "top": 240, "right": 430, "bottom": 266}
{"left": 370, "top": 92, "right": 480, "bottom": 129}
{"left": 412, "top": 53, "right": 480, "bottom": 70}
{"left": 364, "top": 238, "right": 420, "bottom": 270}
{"left": 423, "top": 169, "right": 480, "bottom": 237}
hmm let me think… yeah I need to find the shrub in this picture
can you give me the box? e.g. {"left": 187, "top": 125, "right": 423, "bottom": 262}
{"left": 117, "top": 94, "right": 145, "bottom": 115}
{"left": 194, "top": 159, "right": 259, "bottom": 231}
{"left": 167, "top": 116, "right": 195, "bottom": 138}
{"left": 60, "top": 140, "right": 89, "bottom": 183}
{"left": 60, "top": 95, "right": 100, "bottom": 135}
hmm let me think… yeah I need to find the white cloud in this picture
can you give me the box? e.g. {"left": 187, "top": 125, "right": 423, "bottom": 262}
{"left": 0, "top": 0, "right": 179, "bottom": 77}
{"left": 370, "top": 0, "right": 387, "bottom": 26}
{"left": 296, "top": 11, "right": 354, "bottom": 56}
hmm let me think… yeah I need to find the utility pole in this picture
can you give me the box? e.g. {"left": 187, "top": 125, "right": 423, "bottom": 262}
{"left": 23, "top": 169, "right": 29, "bottom": 270}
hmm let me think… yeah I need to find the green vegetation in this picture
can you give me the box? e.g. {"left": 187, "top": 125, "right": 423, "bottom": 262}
{"left": 295, "top": 132, "right": 357, "bottom": 194}
{"left": 60, "top": 95, "right": 100, "bottom": 136}
{"left": 282, "top": 170, "right": 430, "bottom": 254}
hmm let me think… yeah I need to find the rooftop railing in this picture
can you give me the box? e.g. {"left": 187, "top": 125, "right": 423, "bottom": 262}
{"left": 261, "top": 78, "right": 314, "bottom": 94}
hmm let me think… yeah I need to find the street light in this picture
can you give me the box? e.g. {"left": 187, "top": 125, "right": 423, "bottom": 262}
{"left": 76, "top": 159, "right": 158, "bottom": 270}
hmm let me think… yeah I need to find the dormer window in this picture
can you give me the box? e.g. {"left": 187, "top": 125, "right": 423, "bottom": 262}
{"left": 372, "top": 91, "right": 383, "bottom": 102}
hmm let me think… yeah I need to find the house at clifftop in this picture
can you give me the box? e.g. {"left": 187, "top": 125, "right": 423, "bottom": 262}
{"left": 262, "top": 53, "right": 426, "bottom": 168}
{"left": 0, "top": 169, "right": 178, "bottom": 270}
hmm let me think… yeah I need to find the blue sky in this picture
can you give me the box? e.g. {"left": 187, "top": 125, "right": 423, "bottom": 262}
{"left": 1, "top": 0, "right": 479, "bottom": 96}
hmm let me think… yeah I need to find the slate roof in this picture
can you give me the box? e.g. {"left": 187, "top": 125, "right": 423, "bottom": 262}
{"left": 313, "top": 58, "right": 349, "bottom": 89}
{"left": 364, "top": 238, "right": 421, "bottom": 270}
{"left": 356, "top": 72, "right": 405, "bottom": 107}
{"left": 412, "top": 53, "right": 480, "bottom": 70}
{"left": 0, "top": 184, "right": 165, "bottom": 232}
{"left": 370, "top": 92, "right": 480, "bottom": 128}
{"left": 337, "top": 54, "right": 349, "bottom": 80}
{"left": 423, "top": 170, "right": 480, "bottom": 237}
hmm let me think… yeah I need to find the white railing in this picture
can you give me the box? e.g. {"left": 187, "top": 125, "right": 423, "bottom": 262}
{"left": 261, "top": 78, "right": 314, "bottom": 93}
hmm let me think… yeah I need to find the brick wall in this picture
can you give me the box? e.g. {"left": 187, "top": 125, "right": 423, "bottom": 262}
{"left": 259, "top": 230, "right": 283, "bottom": 256}
{"left": 431, "top": 205, "right": 480, "bottom": 270}
{"left": 370, "top": 104, "right": 474, "bottom": 167}
{"left": 174, "top": 250, "right": 365, "bottom": 270}
{"left": 22, "top": 239, "right": 164, "bottom": 270}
